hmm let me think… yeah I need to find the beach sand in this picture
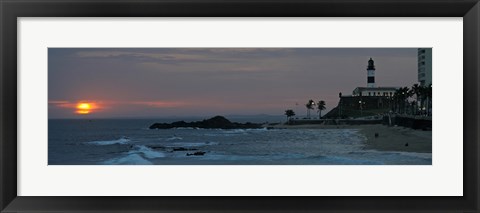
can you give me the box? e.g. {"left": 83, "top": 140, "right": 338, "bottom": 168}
{"left": 356, "top": 124, "right": 431, "bottom": 153}
{"left": 269, "top": 124, "right": 432, "bottom": 153}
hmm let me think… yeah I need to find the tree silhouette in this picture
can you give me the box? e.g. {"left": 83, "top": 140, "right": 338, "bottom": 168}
{"left": 305, "top": 99, "right": 315, "bottom": 119}
{"left": 284, "top": 109, "right": 295, "bottom": 123}
{"left": 426, "top": 84, "right": 432, "bottom": 116}
{"left": 393, "top": 87, "right": 411, "bottom": 114}
{"left": 317, "top": 100, "right": 326, "bottom": 119}
{"left": 411, "top": 84, "right": 422, "bottom": 114}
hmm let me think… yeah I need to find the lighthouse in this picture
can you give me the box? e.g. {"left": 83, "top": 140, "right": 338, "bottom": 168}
{"left": 352, "top": 58, "right": 397, "bottom": 97}
{"left": 367, "top": 58, "right": 376, "bottom": 88}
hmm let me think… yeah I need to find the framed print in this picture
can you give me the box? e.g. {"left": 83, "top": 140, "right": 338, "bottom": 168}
{"left": 1, "top": 0, "right": 479, "bottom": 212}
{"left": 46, "top": 47, "right": 433, "bottom": 166}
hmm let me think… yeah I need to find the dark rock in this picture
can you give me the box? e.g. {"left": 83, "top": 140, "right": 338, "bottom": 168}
{"left": 149, "top": 115, "right": 263, "bottom": 129}
{"left": 186, "top": 151, "right": 206, "bottom": 156}
{"left": 173, "top": 147, "right": 198, "bottom": 151}
{"left": 147, "top": 145, "right": 166, "bottom": 150}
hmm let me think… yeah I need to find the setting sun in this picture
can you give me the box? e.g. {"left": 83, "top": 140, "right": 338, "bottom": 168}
{"left": 76, "top": 102, "right": 93, "bottom": 114}
{"left": 77, "top": 103, "right": 91, "bottom": 110}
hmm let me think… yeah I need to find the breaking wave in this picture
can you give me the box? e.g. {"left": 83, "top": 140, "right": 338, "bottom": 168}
{"left": 87, "top": 137, "right": 130, "bottom": 146}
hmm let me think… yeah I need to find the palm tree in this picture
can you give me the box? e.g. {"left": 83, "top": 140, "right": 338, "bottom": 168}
{"left": 418, "top": 85, "right": 428, "bottom": 115}
{"left": 393, "top": 88, "right": 402, "bottom": 113}
{"left": 404, "top": 87, "right": 412, "bottom": 114}
{"left": 317, "top": 100, "right": 326, "bottom": 119}
{"left": 393, "top": 87, "right": 410, "bottom": 114}
{"left": 411, "top": 84, "right": 421, "bottom": 114}
{"left": 426, "top": 84, "right": 432, "bottom": 116}
{"left": 406, "top": 87, "right": 414, "bottom": 114}
{"left": 305, "top": 99, "right": 315, "bottom": 119}
{"left": 284, "top": 109, "right": 295, "bottom": 123}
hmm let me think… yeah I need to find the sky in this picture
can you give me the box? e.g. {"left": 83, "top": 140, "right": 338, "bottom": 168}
{"left": 48, "top": 48, "right": 419, "bottom": 119}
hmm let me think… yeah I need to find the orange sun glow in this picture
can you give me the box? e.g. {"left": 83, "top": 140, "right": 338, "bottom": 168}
{"left": 76, "top": 102, "right": 94, "bottom": 114}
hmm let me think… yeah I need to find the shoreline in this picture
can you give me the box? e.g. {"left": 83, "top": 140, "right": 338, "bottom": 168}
{"left": 267, "top": 124, "right": 432, "bottom": 153}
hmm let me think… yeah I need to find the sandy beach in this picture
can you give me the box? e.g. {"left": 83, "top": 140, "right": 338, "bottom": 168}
{"left": 268, "top": 124, "right": 432, "bottom": 153}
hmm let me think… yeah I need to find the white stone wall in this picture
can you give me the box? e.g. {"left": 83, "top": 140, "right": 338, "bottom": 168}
{"left": 360, "top": 90, "right": 396, "bottom": 96}
{"left": 353, "top": 88, "right": 397, "bottom": 97}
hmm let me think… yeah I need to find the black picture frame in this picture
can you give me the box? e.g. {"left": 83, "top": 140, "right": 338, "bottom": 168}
{"left": 1, "top": 0, "right": 479, "bottom": 212}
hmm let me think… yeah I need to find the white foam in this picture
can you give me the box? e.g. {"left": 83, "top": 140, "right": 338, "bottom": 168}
{"left": 102, "top": 154, "right": 152, "bottom": 165}
{"left": 223, "top": 128, "right": 269, "bottom": 134}
{"left": 174, "top": 127, "right": 199, "bottom": 130}
{"left": 135, "top": 145, "right": 166, "bottom": 159}
{"left": 87, "top": 138, "right": 130, "bottom": 146}
{"left": 391, "top": 151, "right": 432, "bottom": 160}
{"left": 223, "top": 129, "right": 247, "bottom": 134}
{"left": 166, "top": 136, "right": 183, "bottom": 141}
{"left": 102, "top": 145, "right": 165, "bottom": 165}
{"left": 168, "top": 141, "right": 218, "bottom": 147}
{"left": 358, "top": 150, "right": 432, "bottom": 160}
{"left": 247, "top": 127, "right": 270, "bottom": 131}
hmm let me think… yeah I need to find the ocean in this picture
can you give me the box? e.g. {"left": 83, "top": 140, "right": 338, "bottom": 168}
{"left": 48, "top": 118, "right": 432, "bottom": 165}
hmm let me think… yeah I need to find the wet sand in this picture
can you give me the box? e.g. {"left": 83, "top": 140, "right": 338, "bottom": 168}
{"left": 268, "top": 124, "right": 432, "bottom": 153}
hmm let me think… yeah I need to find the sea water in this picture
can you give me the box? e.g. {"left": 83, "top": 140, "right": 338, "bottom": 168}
{"left": 48, "top": 119, "right": 432, "bottom": 165}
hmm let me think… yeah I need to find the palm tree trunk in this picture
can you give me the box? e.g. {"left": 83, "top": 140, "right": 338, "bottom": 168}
{"left": 427, "top": 97, "right": 431, "bottom": 116}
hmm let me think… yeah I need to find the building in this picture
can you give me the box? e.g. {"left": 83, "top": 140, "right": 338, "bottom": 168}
{"left": 417, "top": 48, "right": 432, "bottom": 86}
{"left": 352, "top": 58, "right": 398, "bottom": 97}
{"left": 324, "top": 58, "right": 399, "bottom": 119}
{"left": 352, "top": 87, "right": 398, "bottom": 97}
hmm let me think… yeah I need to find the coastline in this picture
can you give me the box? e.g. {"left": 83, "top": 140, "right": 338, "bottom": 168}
{"left": 267, "top": 124, "right": 432, "bottom": 153}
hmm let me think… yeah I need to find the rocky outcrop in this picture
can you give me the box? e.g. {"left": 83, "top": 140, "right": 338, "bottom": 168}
{"left": 172, "top": 147, "right": 198, "bottom": 151}
{"left": 149, "top": 116, "right": 263, "bottom": 129}
{"left": 186, "top": 151, "right": 206, "bottom": 156}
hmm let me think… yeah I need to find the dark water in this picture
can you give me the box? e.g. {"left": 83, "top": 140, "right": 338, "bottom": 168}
{"left": 48, "top": 119, "right": 432, "bottom": 165}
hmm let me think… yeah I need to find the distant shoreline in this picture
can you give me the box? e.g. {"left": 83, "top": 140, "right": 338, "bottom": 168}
{"left": 267, "top": 124, "right": 432, "bottom": 153}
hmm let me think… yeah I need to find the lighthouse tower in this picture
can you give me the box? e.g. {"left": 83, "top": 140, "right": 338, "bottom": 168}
{"left": 367, "top": 58, "right": 376, "bottom": 88}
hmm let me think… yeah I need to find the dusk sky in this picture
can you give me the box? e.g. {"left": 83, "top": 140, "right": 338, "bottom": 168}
{"left": 48, "top": 48, "right": 418, "bottom": 118}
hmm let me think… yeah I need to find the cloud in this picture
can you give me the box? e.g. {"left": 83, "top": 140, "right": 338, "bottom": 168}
{"left": 205, "top": 48, "right": 294, "bottom": 53}
{"left": 48, "top": 100, "right": 76, "bottom": 108}
{"left": 75, "top": 50, "right": 234, "bottom": 64}
{"left": 131, "top": 101, "right": 186, "bottom": 108}
{"left": 76, "top": 51, "right": 201, "bottom": 60}
{"left": 228, "top": 66, "right": 273, "bottom": 72}
{"left": 74, "top": 48, "right": 298, "bottom": 66}
{"left": 49, "top": 99, "right": 188, "bottom": 109}
{"left": 49, "top": 100, "right": 107, "bottom": 109}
